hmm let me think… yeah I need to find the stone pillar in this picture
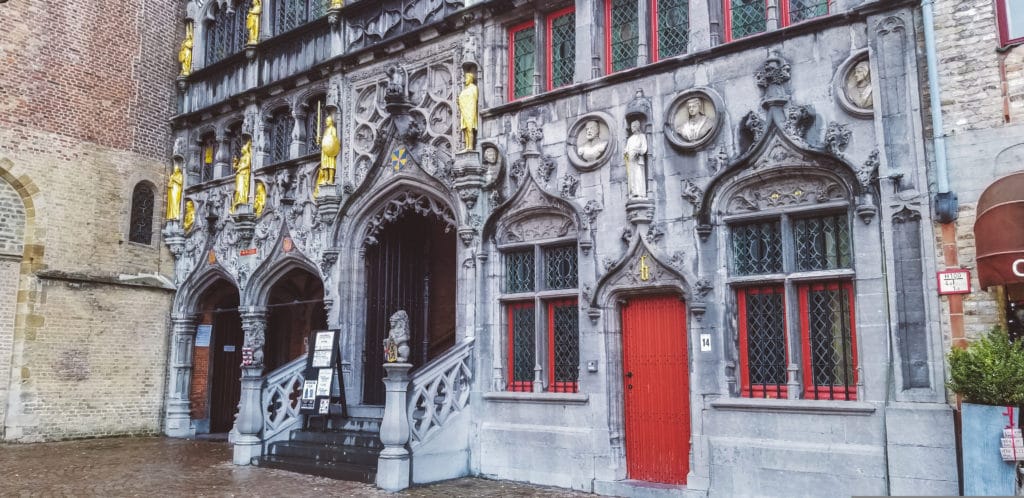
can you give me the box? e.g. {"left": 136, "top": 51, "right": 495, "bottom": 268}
{"left": 214, "top": 134, "right": 232, "bottom": 179}
{"left": 233, "top": 307, "right": 267, "bottom": 465}
{"left": 165, "top": 313, "right": 197, "bottom": 438}
{"left": 376, "top": 363, "right": 412, "bottom": 492}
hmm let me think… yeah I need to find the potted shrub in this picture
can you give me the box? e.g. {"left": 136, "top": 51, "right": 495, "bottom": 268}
{"left": 948, "top": 327, "right": 1024, "bottom": 496}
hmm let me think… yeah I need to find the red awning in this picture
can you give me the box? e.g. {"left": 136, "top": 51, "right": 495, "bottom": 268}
{"left": 975, "top": 171, "right": 1024, "bottom": 289}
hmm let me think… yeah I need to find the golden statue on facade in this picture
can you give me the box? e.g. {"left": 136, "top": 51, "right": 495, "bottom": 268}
{"left": 232, "top": 140, "right": 253, "bottom": 212}
{"left": 315, "top": 115, "right": 339, "bottom": 198}
{"left": 458, "top": 72, "right": 478, "bottom": 152}
{"left": 178, "top": 22, "right": 193, "bottom": 77}
{"left": 246, "top": 0, "right": 262, "bottom": 46}
{"left": 330, "top": 0, "right": 344, "bottom": 8}
{"left": 254, "top": 181, "right": 267, "bottom": 217}
{"left": 183, "top": 200, "right": 196, "bottom": 232}
{"left": 166, "top": 164, "right": 183, "bottom": 220}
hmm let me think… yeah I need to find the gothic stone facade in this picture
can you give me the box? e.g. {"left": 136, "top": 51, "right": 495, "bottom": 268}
{"left": 166, "top": 0, "right": 957, "bottom": 496}
{"left": 0, "top": 1, "right": 179, "bottom": 441}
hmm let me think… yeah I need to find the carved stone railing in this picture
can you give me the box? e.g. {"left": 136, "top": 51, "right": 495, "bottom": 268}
{"left": 407, "top": 337, "right": 474, "bottom": 448}
{"left": 261, "top": 354, "right": 307, "bottom": 451}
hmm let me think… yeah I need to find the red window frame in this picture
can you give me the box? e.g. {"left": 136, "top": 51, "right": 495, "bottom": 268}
{"left": 723, "top": 0, "right": 830, "bottom": 42}
{"left": 737, "top": 285, "right": 789, "bottom": 399}
{"left": 996, "top": 0, "right": 1024, "bottom": 47}
{"left": 545, "top": 7, "right": 576, "bottom": 91}
{"left": 650, "top": 0, "right": 663, "bottom": 62}
{"left": 546, "top": 298, "right": 579, "bottom": 393}
{"left": 508, "top": 20, "right": 537, "bottom": 102}
{"left": 603, "top": 0, "right": 640, "bottom": 74}
{"left": 798, "top": 280, "right": 858, "bottom": 401}
{"left": 507, "top": 301, "right": 535, "bottom": 392}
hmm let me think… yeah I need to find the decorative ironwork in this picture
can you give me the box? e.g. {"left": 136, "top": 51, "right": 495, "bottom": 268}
{"left": 505, "top": 250, "right": 535, "bottom": 293}
{"left": 805, "top": 284, "right": 855, "bottom": 400}
{"left": 550, "top": 301, "right": 579, "bottom": 393}
{"left": 741, "top": 287, "right": 787, "bottom": 397}
{"left": 129, "top": 183, "right": 154, "bottom": 245}
{"left": 731, "top": 221, "right": 783, "bottom": 275}
{"left": 550, "top": 11, "right": 575, "bottom": 89}
{"left": 609, "top": 0, "right": 639, "bottom": 72}
{"left": 267, "top": 109, "right": 294, "bottom": 164}
{"left": 657, "top": 0, "right": 689, "bottom": 59}
{"left": 788, "top": 0, "right": 828, "bottom": 24}
{"left": 511, "top": 25, "right": 536, "bottom": 99}
{"left": 544, "top": 245, "right": 578, "bottom": 290}
{"left": 510, "top": 304, "right": 536, "bottom": 391}
{"left": 730, "top": 0, "right": 767, "bottom": 40}
{"left": 793, "top": 214, "right": 851, "bottom": 271}
{"left": 205, "top": 2, "right": 247, "bottom": 64}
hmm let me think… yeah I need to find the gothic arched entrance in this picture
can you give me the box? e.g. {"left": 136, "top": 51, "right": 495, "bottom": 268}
{"left": 362, "top": 213, "right": 456, "bottom": 404}
{"left": 193, "top": 279, "right": 242, "bottom": 434}
{"left": 265, "top": 267, "right": 326, "bottom": 373}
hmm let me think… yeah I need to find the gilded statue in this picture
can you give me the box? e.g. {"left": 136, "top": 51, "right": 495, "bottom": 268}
{"left": 183, "top": 200, "right": 196, "bottom": 232}
{"left": 576, "top": 120, "right": 609, "bottom": 162}
{"left": 458, "top": 72, "right": 479, "bottom": 152}
{"left": 330, "top": 0, "right": 343, "bottom": 8}
{"left": 845, "top": 60, "right": 873, "bottom": 109}
{"left": 254, "top": 181, "right": 267, "bottom": 218}
{"left": 674, "top": 97, "right": 714, "bottom": 142}
{"left": 178, "top": 22, "right": 194, "bottom": 77}
{"left": 315, "top": 115, "right": 340, "bottom": 198}
{"left": 166, "top": 164, "right": 183, "bottom": 220}
{"left": 246, "top": 0, "right": 262, "bottom": 46}
{"left": 232, "top": 140, "right": 253, "bottom": 212}
{"left": 383, "top": 310, "right": 411, "bottom": 363}
{"left": 624, "top": 120, "right": 648, "bottom": 199}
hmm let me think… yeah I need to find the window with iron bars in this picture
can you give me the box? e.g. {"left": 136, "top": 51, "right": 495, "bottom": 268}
{"left": 205, "top": 1, "right": 248, "bottom": 65}
{"left": 273, "top": 0, "right": 328, "bottom": 36}
{"left": 730, "top": 210, "right": 857, "bottom": 401}
{"left": 266, "top": 108, "right": 295, "bottom": 164}
{"left": 604, "top": 0, "right": 690, "bottom": 73}
{"left": 502, "top": 243, "right": 580, "bottom": 393}
{"left": 507, "top": 6, "right": 577, "bottom": 101}
{"left": 128, "top": 182, "right": 155, "bottom": 245}
{"left": 724, "top": 0, "right": 829, "bottom": 42}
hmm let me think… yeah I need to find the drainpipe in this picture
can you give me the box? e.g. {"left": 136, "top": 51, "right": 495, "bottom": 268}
{"left": 922, "top": 0, "right": 959, "bottom": 223}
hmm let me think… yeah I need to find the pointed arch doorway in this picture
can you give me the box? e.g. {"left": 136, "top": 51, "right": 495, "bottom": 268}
{"left": 362, "top": 213, "right": 457, "bottom": 405}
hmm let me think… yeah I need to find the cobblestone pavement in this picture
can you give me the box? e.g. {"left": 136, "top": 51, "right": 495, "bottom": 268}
{"left": 0, "top": 437, "right": 593, "bottom": 497}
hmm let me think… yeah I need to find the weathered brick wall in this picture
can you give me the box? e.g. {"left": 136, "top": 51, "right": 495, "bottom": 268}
{"left": 0, "top": 179, "right": 25, "bottom": 256}
{"left": 0, "top": 260, "right": 20, "bottom": 437}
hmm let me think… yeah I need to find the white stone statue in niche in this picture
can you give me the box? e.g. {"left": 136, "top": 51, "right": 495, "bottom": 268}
{"left": 576, "top": 120, "right": 609, "bottom": 162}
{"left": 482, "top": 145, "right": 500, "bottom": 184}
{"left": 845, "top": 60, "right": 873, "bottom": 109}
{"left": 624, "top": 120, "right": 648, "bottom": 199}
{"left": 674, "top": 96, "right": 715, "bottom": 143}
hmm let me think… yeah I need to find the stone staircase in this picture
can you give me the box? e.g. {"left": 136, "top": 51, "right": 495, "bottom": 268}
{"left": 257, "top": 416, "right": 383, "bottom": 483}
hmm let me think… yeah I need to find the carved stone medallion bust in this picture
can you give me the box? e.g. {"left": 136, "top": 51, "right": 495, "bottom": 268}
{"left": 835, "top": 51, "right": 874, "bottom": 118}
{"left": 664, "top": 89, "right": 723, "bottom": 151}
{"left": 567, "top": 113, "right": 615, "bottom": 171}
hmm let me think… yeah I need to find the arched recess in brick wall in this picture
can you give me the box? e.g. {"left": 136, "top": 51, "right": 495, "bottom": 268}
{"left": 0, "top": 175, "right": 26, "bottom": 258}
{"left": 0, "top": 164, "right": 33, "bottom": 437}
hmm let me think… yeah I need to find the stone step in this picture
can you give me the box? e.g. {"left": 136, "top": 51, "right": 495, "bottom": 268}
{"left": 257, "top": 454, "right": 376, "bottom": 484}
{"left": 325, "top": 416, "right": 382, "bottom": 433}
{"left": 290, "top": 429, "right": 383, "bottom": 449}
{"left": 268, "top": 440, "right": 381, "bottom": 468}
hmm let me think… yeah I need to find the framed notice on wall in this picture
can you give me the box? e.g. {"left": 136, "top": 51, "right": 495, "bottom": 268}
{"left": 314, "top": 331, "right": 335, "bottom": 352}
{"left": 315, "top": 368, "right": 332, "bottom": 397}
{"left": 937, "top": 269, "right": 972, "bottom": 295}
{"left": 311, "top": 349, "right": 333, "bottom": 368}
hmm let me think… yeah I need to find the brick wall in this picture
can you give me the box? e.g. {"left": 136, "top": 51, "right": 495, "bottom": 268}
{"left": 0, "top": 179, "right": 25, "bottom": 256}
{"left": 0, "top": 260, "right": 20, "bottom": 437}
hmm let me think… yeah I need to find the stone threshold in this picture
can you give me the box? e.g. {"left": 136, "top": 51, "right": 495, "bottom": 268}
{"left": 711, "top": 398, "right": 877, "bottom": 416}
{"left": 482, "top": 392, "right": 589, "bottom": 404}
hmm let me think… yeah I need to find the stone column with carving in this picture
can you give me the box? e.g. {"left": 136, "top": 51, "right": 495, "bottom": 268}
{"left": 165, "top": 313, "right": 197, "bottom": 438}
{"left": 376, "top": 362, "right": 412, "bottom": 491}
{"left": 233, "top": 307, "right": 267, "bottom": 465}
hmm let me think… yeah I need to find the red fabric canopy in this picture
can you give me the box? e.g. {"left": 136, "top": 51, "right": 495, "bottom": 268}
{"left": 975, "top": 171, "right": 1024, "bottom": 289}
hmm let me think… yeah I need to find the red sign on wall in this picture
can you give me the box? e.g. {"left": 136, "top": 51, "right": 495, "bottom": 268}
{"left": 239, "top": 248, "right": 257, "bottom": 257}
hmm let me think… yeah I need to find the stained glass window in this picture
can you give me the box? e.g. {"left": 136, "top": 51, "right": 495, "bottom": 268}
{"left": 607, "top": 0, "right": 639, "bottom": 73}
{"left": 655, "top": 0, "right": 689, "bottom": 59}
{"left": 129, "top": 183, "right": 155, "bottom": 245}
{"left": 548, "top": 9, "right": 576, "bottom": 90}
{"left": 509, "top": 22, "right": 536, "bottom": 100}
{"left": 267, "top": 108, "right": 294, "bottom": 164}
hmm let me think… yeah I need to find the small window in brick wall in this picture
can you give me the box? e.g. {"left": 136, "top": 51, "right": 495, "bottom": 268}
{"left": 128, "top": 182, "right": 155, "bottom": 245}
{"left": 267, "top": 108, "right": 294, "bottom": 164}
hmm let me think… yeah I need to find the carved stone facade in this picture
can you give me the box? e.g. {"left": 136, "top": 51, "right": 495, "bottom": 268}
{"left": 162, "top": 0, "right": 959, "bottom": 496}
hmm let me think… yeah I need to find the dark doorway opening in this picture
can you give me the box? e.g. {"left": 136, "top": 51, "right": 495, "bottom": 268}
{"left": 192, "top": 280, "right": 243, "bottom": 434}
{"left": 363, "top": 213, "right": 457, "bottom": 404}
{"left": 266, "top": 267, "right": 327, "bottom": 373}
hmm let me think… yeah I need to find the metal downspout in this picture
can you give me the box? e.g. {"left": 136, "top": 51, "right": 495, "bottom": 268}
{"left": 922, "top": 0, "right": 959, "bottom": 222}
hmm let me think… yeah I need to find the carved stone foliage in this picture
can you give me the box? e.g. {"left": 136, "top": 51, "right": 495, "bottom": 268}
{"left": 783, "top": 105, "right": 813, "bottom": 140}
{"left": 664, "top": 88, "right": 723, "bottom": 151}
{"left": 364, "top": 191, "right": 457, "bottom": 246}
{"left": 858, "top": 150, "right": 880, "bottom": 193}
{"left": 709, "top": 145, "right": 730, "bottom": 173}
{"left": 824, "top": 122, "right": 852, "bottom": 156}
{"left": 559, "top": 174, "right": 579, "bottom": 198}
{"left": 566, "top": 113, "right": 615, "bottom": 171}
{"left": 498, "top": 213, "right": 577, "bottom": 244}
{"left": 743, "top": 111, "right": 766, "bottom": 143}
{"left": 752, "top": 137, "right": 812, "bottom": 170}
{"left": 892, "top": 206, "right": 921, "bottom": 224}
{"left": 347, "top": 0, "right": 465, "bottom": 52}
{"left": 680, "top": 179, "right": 704, "bottom": 212}
{"left": 755, "top": 52, "right": 792, "bottom": 88}
{"left": 537, "top": 156, "right": 555, "bottom": 184}
{"left": 583, "top": 200, "right": 603, "bottom": 229}
{"left": 726, "top": 175, "right": 848, "bottom": 215}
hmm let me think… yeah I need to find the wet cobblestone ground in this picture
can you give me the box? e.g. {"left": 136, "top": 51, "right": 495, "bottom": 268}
{"left": 0, "top": 437, "right": 592, "bottom": 497}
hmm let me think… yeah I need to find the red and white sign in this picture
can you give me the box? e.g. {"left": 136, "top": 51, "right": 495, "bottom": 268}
{"left": 937, "top": 269, "right": 971, "bottom": 295}
{"left": 239, "top": 247, "right": 257, "bottom": 257}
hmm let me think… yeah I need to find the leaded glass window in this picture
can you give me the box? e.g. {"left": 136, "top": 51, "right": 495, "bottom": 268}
{"left": 267, "top": 108, "right": 294, "bottom": 164}
{"left": 129, "top": 183, "right": 154, "bottom": 245}
{"left": 548, "top": 9, "right": 575, "bottom": 90}
{"left": 544, "top": 245, "right": 578, "bottom": 290}
{"left": 549, "top": 300, "right": 579, "bottom": 392}
{"left": 505, "top": 249, "right": 535, "bottom": 293}
{"left": 508, "top": 302, "right": 536, "bottom": 392}
{"left": 274, "top": 0, "right": 326, "bottom": 35}
{"left": 801, "top": 282, "right": 856, "bottom": 400}
{"left": 305, "top": 95, "right": 325, "bottom": 155}
{"left": 607, "top": 0, "right": 639, "bottom": 73}
{"left": 787, "top": 0, "right": 828, "bottom": 25}
{"left": 727, "top": 0, "right": 767, "bottom": 41}
{"left": 205, "top": 2, "right": 247, "bottom": 65}
{"left": 738, "top": 286, "right": 787, "bottom": 398}
{"left": 655, "top": 0, "right": 689, "bottom": 60}
{"left": 793, "top": 214, "right": 851, "bottom": 271}
{"left": 731, "top": 220, "right": 783, "bottom": 275}
{"left": 509, "top": 22, "right": 536, "bottom": 100}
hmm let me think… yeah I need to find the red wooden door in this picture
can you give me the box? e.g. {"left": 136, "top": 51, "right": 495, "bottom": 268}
{"left": 621, "top": 295, "right": 690, "bottom": 484}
